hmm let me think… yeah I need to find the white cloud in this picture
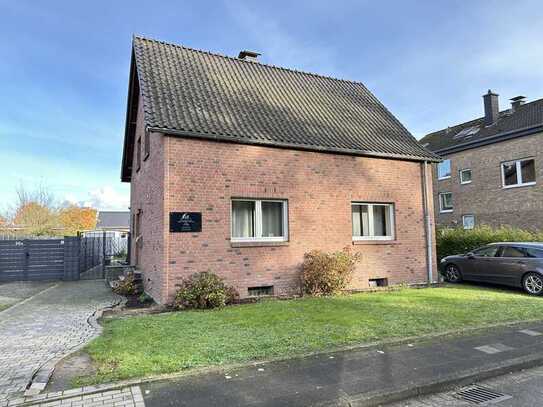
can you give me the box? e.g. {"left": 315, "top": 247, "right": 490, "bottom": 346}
{"left": 63, "top": 186, "right": 129, "bottom": 211}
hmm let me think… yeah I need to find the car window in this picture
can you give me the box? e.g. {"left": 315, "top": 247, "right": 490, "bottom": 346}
{"left": 500, "top": 246, "right": 526, "bottom": 258}
{"left": 472, "top": 246, "right": 499, "bottom": 257}
{"left": 525, "top": 247, "right": 543, "bottom": 258}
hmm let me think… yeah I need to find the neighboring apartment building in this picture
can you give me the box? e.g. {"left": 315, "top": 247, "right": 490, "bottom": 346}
{"left": 420, "top": 91, "right": 543, "bottom": 231}
{"left": 120, "top": 36, "right": 439, "bottom": 304}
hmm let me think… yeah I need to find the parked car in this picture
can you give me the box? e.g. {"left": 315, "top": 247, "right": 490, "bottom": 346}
{"left": 440, "top": 242, "right": 543, "bottom": 295}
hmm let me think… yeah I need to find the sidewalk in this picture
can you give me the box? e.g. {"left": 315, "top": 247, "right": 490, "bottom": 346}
{"left": 139, "top": 321, "right": 543, "bottom": 407}
{"left": 9, "top": 320, "right": 543, "bottom": 407}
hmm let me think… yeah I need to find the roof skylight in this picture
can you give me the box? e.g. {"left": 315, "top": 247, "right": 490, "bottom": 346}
{"left": 453, "top": 126, "right": 480, "bottom": 139}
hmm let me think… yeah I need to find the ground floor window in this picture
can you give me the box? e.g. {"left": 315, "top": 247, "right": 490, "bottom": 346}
{"left": 352, "top": 202, "right": 394, "bottom": 240}
{"left": 231, "top": 199, "right": 288, "bottom": 242}
{"left": 439, "top": 192, "right": 453, "bottom": 213}
{"left": 462, "top": 214, "right": 475, "bottom": 229}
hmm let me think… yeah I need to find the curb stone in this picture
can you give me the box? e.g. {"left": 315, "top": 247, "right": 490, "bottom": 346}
{"left": 325, "top": 354, "right": 543, "bottom": 406}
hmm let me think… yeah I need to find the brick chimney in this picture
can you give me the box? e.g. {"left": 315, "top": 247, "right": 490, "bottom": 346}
{"left": 482, "top": 90, "right": 499, "bottom": 126}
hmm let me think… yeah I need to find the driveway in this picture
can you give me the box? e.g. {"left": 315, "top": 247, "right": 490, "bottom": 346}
{"left": 0, "top": 281, "right": 120, "bottom": 400}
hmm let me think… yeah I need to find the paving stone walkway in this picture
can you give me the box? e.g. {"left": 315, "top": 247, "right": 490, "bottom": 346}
{"left": 3, "top": 386, "right": 146, "bottom": 407}
{"left": 0, "top": 281, "right": 121, "bottom": 400}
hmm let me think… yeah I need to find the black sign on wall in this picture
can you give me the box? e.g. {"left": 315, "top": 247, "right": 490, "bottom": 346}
{"left": 170, "top": 212, "right": 202, "bottom": 233}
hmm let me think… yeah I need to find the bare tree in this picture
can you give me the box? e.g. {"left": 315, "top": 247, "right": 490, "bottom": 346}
{"left": 14, "top": 181, "right": 56, "bottom": 210}
{"left": 4, "top": 181, "right": 59, "bottom": 235}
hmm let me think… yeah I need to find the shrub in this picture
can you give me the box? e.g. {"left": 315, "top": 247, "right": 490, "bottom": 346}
{"left": 112, "top": 273, "right": 141, "bottom": 296}
{"left": 436, "top": 225, "right": 543, "bottom": 260}
{"left": 138, "top": 292, "right": 153, "bottom": 304}
{"left": 302, "top": 247, "right": 361, "bottom": 296}
{"left": 173, "top": 272, "right": 239, "bottom": 310}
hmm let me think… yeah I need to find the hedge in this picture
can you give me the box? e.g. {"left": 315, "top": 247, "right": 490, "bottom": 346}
{"left": 436, "top": 226, "right": 543, "bottom": 260}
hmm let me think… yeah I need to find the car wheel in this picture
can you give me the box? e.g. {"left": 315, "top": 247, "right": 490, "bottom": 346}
{"left": 444, "top": 264, "right": 462, "bottom": 283}
{"left": 522, "top": 273, "right": 543, "bottom": 296}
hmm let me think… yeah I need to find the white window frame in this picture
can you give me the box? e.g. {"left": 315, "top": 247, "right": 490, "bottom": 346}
{"left": 462, "top": 214, "right": 475, "bottom": 230}
{"left": 231, "top": 199, "right": 288, "bottom": 243}
{"left": 351, "top": 202, "right": 395, "bottom": 241}
{"left": 439, "top": 192, "right": 453, "bottom": 213}
{"left": 501, "top": 158, "right": 536, "bottom": 189}
{"left": 459, "top": 168, "right": 472, "bottom": 185}
{"left": 437, "top": 159, "right": 451, "bottom": 180}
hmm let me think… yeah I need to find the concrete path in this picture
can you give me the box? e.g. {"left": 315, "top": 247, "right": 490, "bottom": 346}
{"left": 0, "top": 281, "right": 120, "bottom": 400}
{"left": 139, "top": 321, "right": 543, "bottom": 407}
{"left": 387, "top": 364, "right": 543, "bottom": 406}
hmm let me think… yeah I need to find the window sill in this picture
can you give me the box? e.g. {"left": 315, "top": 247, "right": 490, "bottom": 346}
{"left": 440, "top": 210, "right": 453, "bottom": 213}
{"left": 230, "top": 241, "right": 289, "bottom": 248}
{"left": 438, "top": 176, "right": 451, "bottom": 181}
{"left": 502, "top": 182, "right": 536, "bottom": 189}
{"left": 460, "top": 181, "right": 472, "bottom": 185}
{"left": 352, "top": 240, "right": 400, "bottom": 245}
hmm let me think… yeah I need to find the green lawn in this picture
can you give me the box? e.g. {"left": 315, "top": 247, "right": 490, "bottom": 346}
{"left": 82, "top": 285, "right": 543, "bottom": 384}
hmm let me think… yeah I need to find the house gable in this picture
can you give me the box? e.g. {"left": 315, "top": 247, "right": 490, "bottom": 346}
{"left": 121, "top": 36, "right": 438, "bottom": 182}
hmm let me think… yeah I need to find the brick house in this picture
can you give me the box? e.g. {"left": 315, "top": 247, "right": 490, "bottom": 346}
{"left": 120, "top": 36, "right": 439, "bottom": 304}
{"left": 420, "top": 91, "right": 543, "bottom": 231}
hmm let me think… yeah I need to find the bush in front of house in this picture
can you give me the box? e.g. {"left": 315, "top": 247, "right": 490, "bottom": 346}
{"left": 436, "top": 225, "right": 543, "bottom": 260}
{"left": 302, "top": 247, "right": 362, "bottom": 296}
{"left": 173, "top": 271, "right": 239, "bottom": 310}
{"left": 112, "top": 273, "right": 141, "bottom": 296}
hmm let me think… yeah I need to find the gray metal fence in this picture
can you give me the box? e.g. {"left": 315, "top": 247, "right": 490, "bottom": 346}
{"left": 0, "top": 235, "right": 114, "bottom": 282}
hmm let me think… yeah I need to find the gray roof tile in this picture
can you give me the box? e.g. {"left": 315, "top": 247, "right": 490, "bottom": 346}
{"left": 129, "top": 36, "right": 438, "bottom": 164}
{"left": 420, "top": 98, "right": 543, "bottom": 154}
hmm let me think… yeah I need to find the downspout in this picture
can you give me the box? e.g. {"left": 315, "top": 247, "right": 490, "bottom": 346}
{"left": 421, "top": 161, "right": 434, "bottom": 285}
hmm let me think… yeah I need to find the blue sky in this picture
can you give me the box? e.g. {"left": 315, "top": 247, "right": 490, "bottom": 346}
{"left": 1, "top": 0, "right": 542, "bottom": 212}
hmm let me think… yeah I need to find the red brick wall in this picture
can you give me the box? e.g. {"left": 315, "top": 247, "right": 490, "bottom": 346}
{"left": 129, "top": 97, "right": 167, "bottom": 302}
{"left": 154, "top": 136, "right": 436, "bottom": 304}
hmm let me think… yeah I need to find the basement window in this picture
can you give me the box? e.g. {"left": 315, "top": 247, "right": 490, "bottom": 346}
{"left": 248, "top": 286, "right": 274, "bottom": 297}
{"left": 369, "top": 278, "right": 388, "bottom": 287}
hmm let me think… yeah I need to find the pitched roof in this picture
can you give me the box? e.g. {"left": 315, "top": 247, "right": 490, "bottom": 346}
{"left": 121, "top": 37, "right": 438, "bottom": 181}
{"left": 420, "top": 98, "right": 543, "bottom": 154}
{"left": 96, "top": 211, "right": 130, "bottom": 230}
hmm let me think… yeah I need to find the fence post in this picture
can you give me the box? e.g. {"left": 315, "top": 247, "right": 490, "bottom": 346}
{"left": 23, "top": 239, "right": 29, "bottom": 281}
{"left": 63, "top": 236, "right": 81, "bottom": 281}
{"left": 102, "top": 231, "right": 107, "bottom": 279}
